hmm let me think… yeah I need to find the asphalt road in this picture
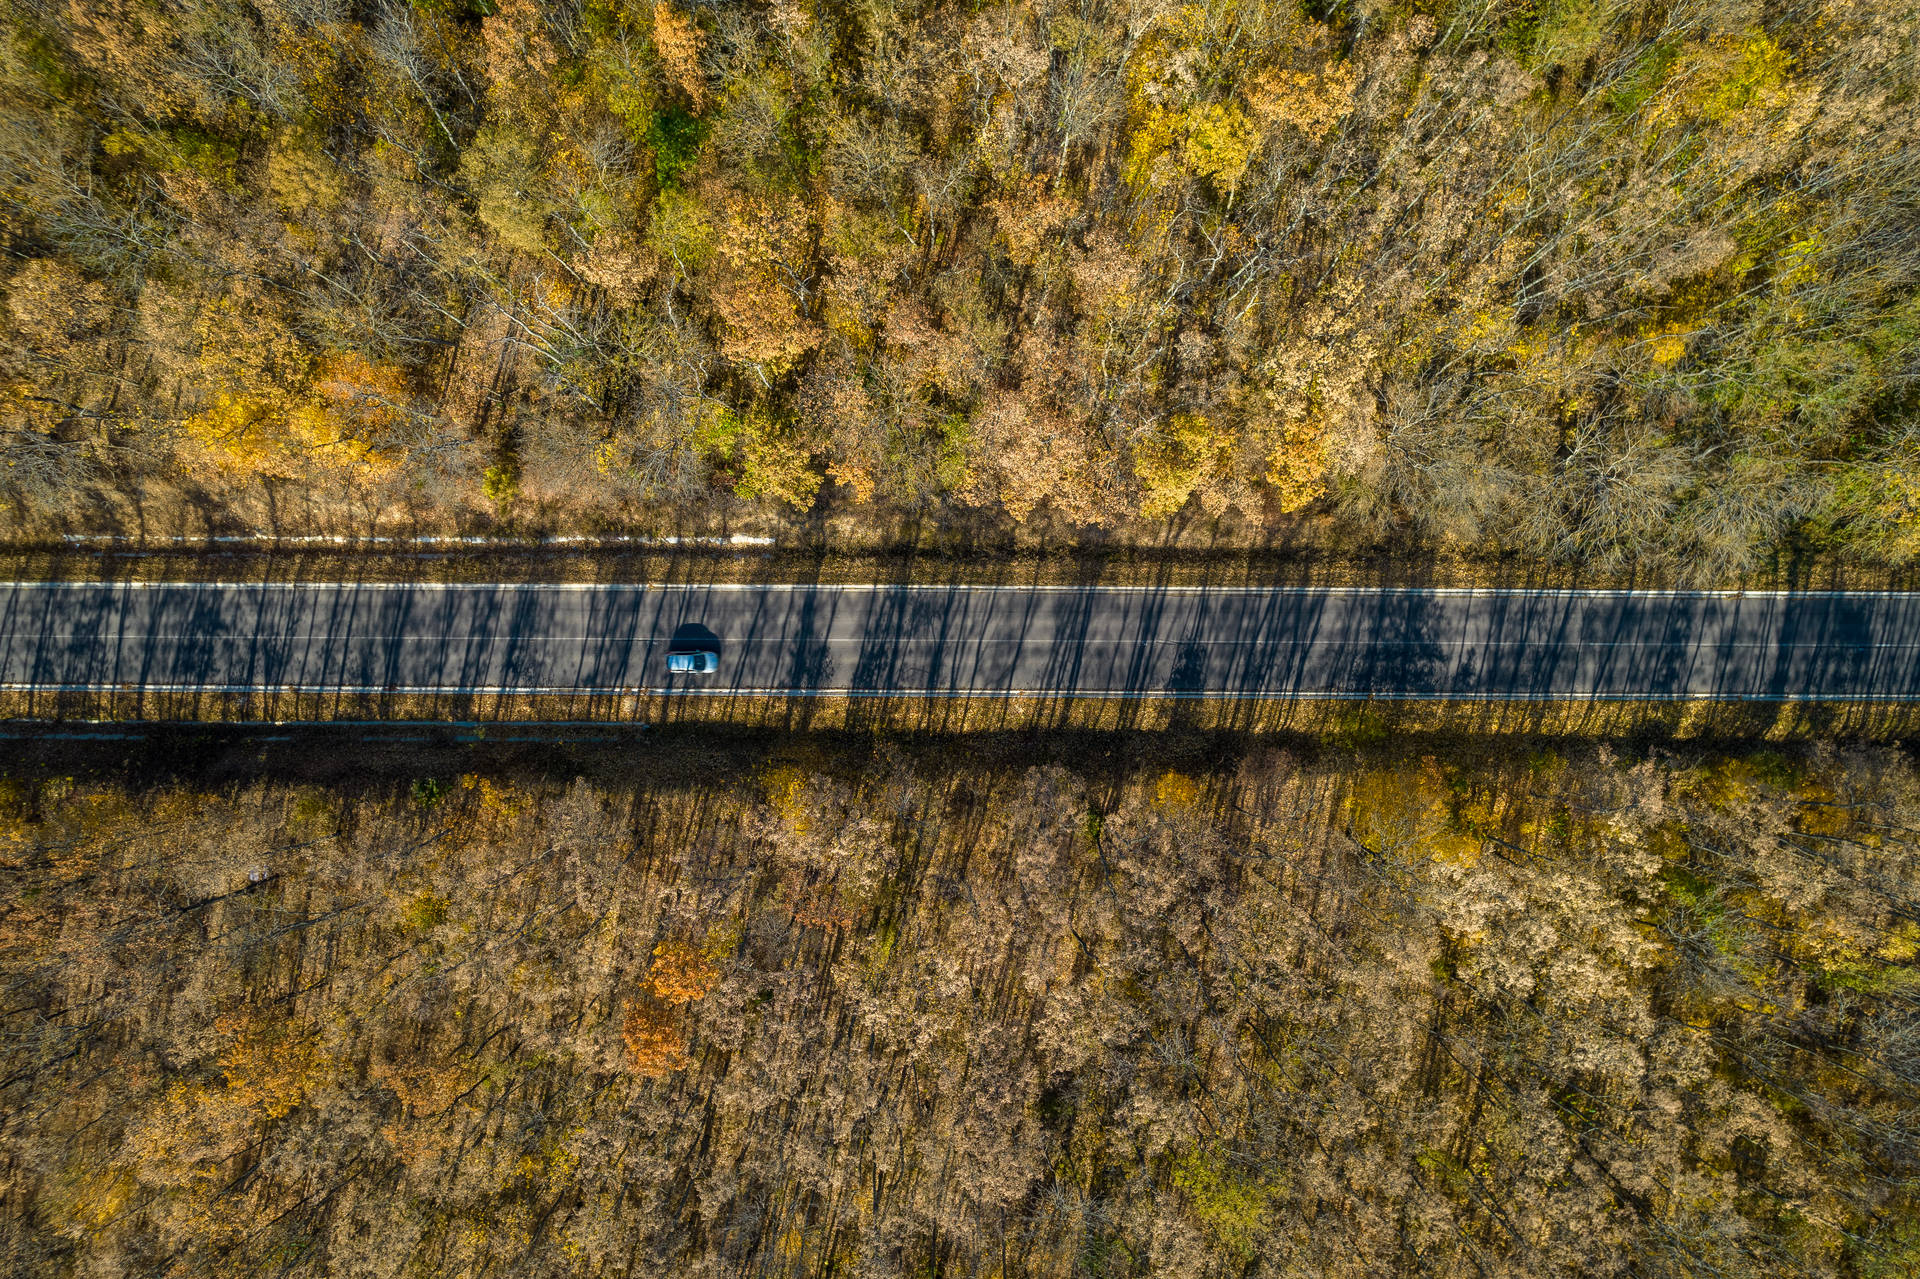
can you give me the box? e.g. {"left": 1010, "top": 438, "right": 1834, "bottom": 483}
{"left": 2, "top": 581, "right": 1918, "bottom": 700}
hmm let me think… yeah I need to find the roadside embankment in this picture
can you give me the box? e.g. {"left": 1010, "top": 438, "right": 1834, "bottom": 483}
{"left": 5, "top": 688, "right": 1917, "bottom": 741}
{"left": 2, "top": 541, "right": 1913, "bottom": 593}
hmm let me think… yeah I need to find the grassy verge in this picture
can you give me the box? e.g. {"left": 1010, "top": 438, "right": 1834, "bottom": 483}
{"left": 5, "top": 689, "right": 1916, "bottom": 741}
{"left": 2, "top": 541, "right": 1915, "bottom": 592}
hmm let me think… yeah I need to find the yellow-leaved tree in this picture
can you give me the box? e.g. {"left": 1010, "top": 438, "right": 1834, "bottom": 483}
{"left": 183, "top": 308, "right": 414, "bottom": 480}
{"left": 695, "top": 403, "right": 821, "bottom": 510}
{"left": 1133, "top": 412, "right": 1235, "bottom": 518}
{"left": 1125, "top": 102, "right": 1260, "bottom": 199}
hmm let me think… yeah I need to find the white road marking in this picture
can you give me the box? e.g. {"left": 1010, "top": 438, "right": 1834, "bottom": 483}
{"left": 1, "top": 682, "right": 1913, "bottom": 702}
{"left": 5, "top": 581, "right": 1920, "bottom": 598}
{"left": 2, "top": 633, "right": 1917, "bottom": 650}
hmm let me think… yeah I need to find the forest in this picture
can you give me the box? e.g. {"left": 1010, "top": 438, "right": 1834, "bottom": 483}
{"left": 2, "top": 737, "right": 1917, "bottom": 1276}
{"left": 1, "top": 0, "right": 1917, "bottom": 568}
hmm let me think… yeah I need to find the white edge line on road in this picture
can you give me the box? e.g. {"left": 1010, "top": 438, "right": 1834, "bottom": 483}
{"left": 10, "top": 635, "right": 1920, "bottom": 651}
{"left": 5, "top": 683, "right": 1919, "bottom": 702}
{"left": 6, "top": 581, "right": 1920, "bottom": 599}
{"left": 46, "top": 534, "right": 778, "bottom": 548}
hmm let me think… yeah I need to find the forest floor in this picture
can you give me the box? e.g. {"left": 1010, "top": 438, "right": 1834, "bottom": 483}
{"left": 9, "top": 467, "right": 1916, "bottom": 593}
{"left": 6, "top": 719, "right": 1912, "bottom": 798}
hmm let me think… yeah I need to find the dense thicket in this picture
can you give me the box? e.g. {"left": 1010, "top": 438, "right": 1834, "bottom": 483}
{"left": 2, "top": 743, "right": 1918, "bottom": 1276}
{"left": 1, "top": 0, "right": 1916, "bottom": 563}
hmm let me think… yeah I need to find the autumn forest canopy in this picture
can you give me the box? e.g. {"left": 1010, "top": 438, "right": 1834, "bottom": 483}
{"left": 0, "top": 0, "right": 1915, "bottom": 565}
{"left": 2, "top": 739, "right": 1919, "bottom": 1275}
{"left": 8, "top": 2, "right": 1920, "bottom": 1274}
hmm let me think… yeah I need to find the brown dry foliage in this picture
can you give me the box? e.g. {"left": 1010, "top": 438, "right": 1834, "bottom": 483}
{"left": 621, "top": 1000, "right": 690, "bottom": 1076}
{"left": 0, "top": 747, "right": 1918, "bottom": 1275}
{"left": 1, "top": 0, "right": 1916, "bottom": 568}
{"left": 652, "top": 3, "right": 706, "bottom": 108}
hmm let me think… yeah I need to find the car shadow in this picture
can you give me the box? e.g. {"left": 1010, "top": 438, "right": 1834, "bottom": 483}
{"left": 669, "top": 622, "right": 722, "bottom": 662}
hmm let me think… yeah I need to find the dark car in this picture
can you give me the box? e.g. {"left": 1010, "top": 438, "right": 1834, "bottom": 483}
{"left": 666, "top": 649, "right": 719, "bottom": 675}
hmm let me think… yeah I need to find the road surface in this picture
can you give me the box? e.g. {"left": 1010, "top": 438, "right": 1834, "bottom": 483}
{"left": 2, "top": 581, "right": 1918, "bottom": 700}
